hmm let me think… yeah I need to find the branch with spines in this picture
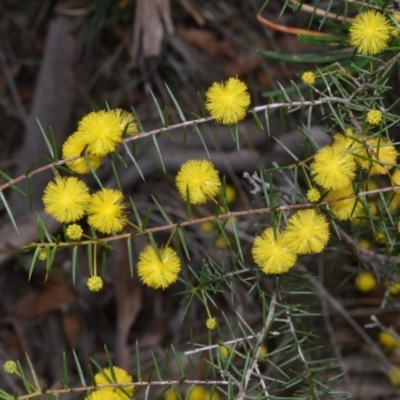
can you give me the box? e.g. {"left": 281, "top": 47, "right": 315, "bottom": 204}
{"left": 0, "top": 96, "right": 346, "bottom": 195}
{"left": 26, "top": 183, "right": 400, "bottom": 254}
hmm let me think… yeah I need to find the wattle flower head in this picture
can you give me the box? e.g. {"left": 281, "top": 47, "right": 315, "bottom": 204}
{"left": 353, "top": 137, "right": 398, "bottom": 175}
{"left": 43, "top": 176, "right": 91, "bottom": 223}
{"left": 252, "top": 227, "right": 297, "bottom": 274}
{"left": 111, "top": 108, "right": 139, "bottom": 136}
{"left": 284, "top": 209, "right": 330, "bottom": 255}
{"left": 349, "top": 10, "right": 392, "bottom": 55}
{"left": 77, "top": 110, "right": 123, "bottom": 156}
{"left": 94, "top": 366, "right": 134, "bottom": 399}
{"left": 205, "top": 78, "right": 250, "bottom": 124}
{"left": 87, "top": 189, "right": 128, "bottom": 234}
{"left": 325, "top": 185, "right": 363, "bottom": 220}
{"left": 176, "top": 159, "right": 221, "bottom": 205}
{"left": 301, "top": 71, "right": 316, "bottom": 85}
{"left": 66, "top": 224, "right": 83, "bottom": 241}
{"left": 367, "top": 110, "right": 383, "bottom": 125}
{"left": 311, "top": 145, "right": 356, "bottom": 190}
{"left": 137, "top": 245, "right": 181, "bottom": 289}
{"left": 62, "top": 133, "right": 102, "bottom": 174}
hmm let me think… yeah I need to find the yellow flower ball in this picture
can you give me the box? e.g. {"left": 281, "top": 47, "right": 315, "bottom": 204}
{"left": 87, "top": 276, "right": 104, "bottom": 292}
{"left": 205, "top": 77, "right": 251, "bottom": 124}
{"left": 306, "top": 188, "right": 321, "bottom": 202}
{"left": 325, "top": 185, "right": 363, "bottom": 221}
{"left": 43, "top": 176, "right": 91, "bottom": 223}
{"left": 353, "top": 137, "right": 398, "bottom": 175}
{"left": 311, "top": 145, "right": 357, "bottom": 191}
{"left": 62, "top": 133, "right": 102, "bottom": 174}
{"left": 252, "top": 227, "right": 297, "bottom": 274}
{"left": 66, "top": 224, "right": 83, "bottom": 241}
{"left": 355, "top": 271, "right": 377, "bottom": 292}
{"left": 301, "top": 71, "right": 316, "bottom": 85}
{"left": 111, "top": 108, "right": 138, "bottom": 136}
{"left": 332, "top": 133, "right": 359, "bottom": 152}
{"left": 367, "top": 110, "right": 383, "bottom": 125}
{"left": 137, "top": 245, "right": 181, "bottom": 289}
{"left": 3, "top": 360, "right": 17, "bottom": 374}
{"left": 87, "top": 189, "right": 128, "bottom": 234}
{"left": 349, "top": 10, "right": 392, "bottom": 55}
{"left": 206, "top": 317, "right": 217, "bottom": 330}
{"left": 94, "top": 366, "right": 134, "bottom": 399}
{"left": 77, "top": 110, "right": 123, "bottom": 157}
{"left": 176, "top": 159, "right": 221, "bottom": 205}
{"left": 284, "top": 209, "right": 330, "bottom": 255}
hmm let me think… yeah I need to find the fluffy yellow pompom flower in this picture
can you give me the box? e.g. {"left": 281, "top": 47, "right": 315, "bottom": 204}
{"left": 62, "top": 133, "right": 102, "bottom": 174}
{"left": 301, "top": 71, "right": 316, "bottom": 85}
{"left": 176, "top": 160, "right": 221, "bottom": 205}
{"left": 205, "top": 77, "right": 250, "bottom": 124}
{"left": 43, "top": 177, "right": 91, "bottom": 223}
{"left": 77, "top": 110, "right": 123, "bottom": 157}
{"left": 87, "top": 276, "right": 103, "bottom": 292}
{"left": 206, "top": 317, "right": 218, "bottom": 330}
{"left": 284, "top": 210, "right": 330, "bottom": 255}
{"left": 66, "top": 224, "right": 83, "bottom": 241}
{"left": 311, "top": 145, "right": 357, "bottom": 190}
{"left": 94, "top": 366, "right": 134, "bottom": 399}
{"left": 137, "top": 245, "right": 181, "bottom": 289}
{"left": 87, "top": 189, "right": 127, "bottom": 234}
{"left": 307, "top": 188, "right": 321, "bottom": 202}
{"left": 349, "top": 10, "right": 392, "bottom": 55}
{"left": 367, "top": 110, "right": 383, "bottom": 125}
{"left": 354, "top": 138, "right": 398, "bottom": 175}
{"left": 111, "top": 108, "right": 139, "bottom": 136}
{"left": 3, "top": 360, "right": 17, "bottom": 374}
{"left": 354, "top": 271, "right": 376, "bottom": 292}
{"left": 252, "top": 228, "right": 297, "bottom": 274}
{"left": 325, "top": 185, "right": 363, "bottom": 220}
